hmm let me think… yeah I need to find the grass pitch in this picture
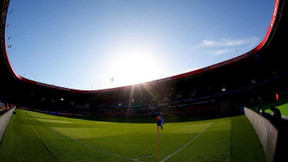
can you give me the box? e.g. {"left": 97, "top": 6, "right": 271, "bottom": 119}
{"left": 251, "top": 97, "right": 288, "bottom": 116}
{"left": 0, "top": 109, "right": 265, "bottom": 162}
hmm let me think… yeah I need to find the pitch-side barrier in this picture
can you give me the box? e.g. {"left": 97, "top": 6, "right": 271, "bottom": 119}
{"left": 244, "top": 107, "right": 278, "bottom": 162}
{"left": 0, "top": 108, "right": 15, "bottom": 144}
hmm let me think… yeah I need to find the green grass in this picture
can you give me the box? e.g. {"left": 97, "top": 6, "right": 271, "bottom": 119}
{"left": 0, "top": 109, "right": 265, "bottom": 162}
{"left": 251, "top": 98, "right": 288, "bottom": 116}
{"left": 275, "top": 102, "right": 288, "bottom": 115}
{"left": 64, "top": 114, "right": 217, "bottom": 123}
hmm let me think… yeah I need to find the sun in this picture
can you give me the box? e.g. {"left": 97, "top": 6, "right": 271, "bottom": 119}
{"left": 107, "top": 47, "right": 166, "bottom": 87}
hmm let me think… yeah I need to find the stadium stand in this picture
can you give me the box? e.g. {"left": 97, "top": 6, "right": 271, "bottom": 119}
{"left": 1, "top": 0, "right": 288, "bottom": 161}
{"left": 0, "top": 0, "right": 287, "bottom": 118}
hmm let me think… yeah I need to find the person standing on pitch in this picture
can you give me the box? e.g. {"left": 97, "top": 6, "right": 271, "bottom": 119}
{"left": 270, "top": 105, "right": 281, "bottom": 119}
{"left": 157, "top": 115, "right": 165, "bottom": 130}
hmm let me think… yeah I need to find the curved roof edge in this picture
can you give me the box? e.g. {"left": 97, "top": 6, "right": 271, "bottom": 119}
{"left": 1, "top": 0, "right": 281, "bottom": 94}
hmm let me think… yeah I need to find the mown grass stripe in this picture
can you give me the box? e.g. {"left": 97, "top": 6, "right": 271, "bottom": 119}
{"left": 160, "top": 115, "right": 219, "bottom": 162}
{"left": 1, "top": 110, "right": 265, "bottom": 162}
{"left": 26, "top": 113, "right": 60, "bottom": 162}
{"left": 27, "top": 112, "right": 138, "bottom": 162}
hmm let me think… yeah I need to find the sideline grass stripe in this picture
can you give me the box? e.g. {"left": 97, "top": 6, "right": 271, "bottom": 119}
{"left": 27, "top": 111, "right": 138, "bottom": 162}
{"left": 26, "top": 114, "right": 60, "bottom": 162}
{"left": 230, "top": 116, "right": 265, "bottom": 161}
{"left": 0, "top": 109, "right": 265, "bottom": 162}
{"left": 160, "top": 116, "right": 219, "bottom": 162}
{"left": 0, "top": 110, "right": 57, "bottom": 161}
{"left": 49, "top": 127, "right": 139, "bottom": 162}
{"left": 27, "top": 110, "right": 132, "bottom": 162}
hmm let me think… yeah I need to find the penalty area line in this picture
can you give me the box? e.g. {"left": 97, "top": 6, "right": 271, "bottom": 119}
{"left": 160, "top": 116, "right": 219, "bottom": 162}
{"left": 30, "top": 114, "right": 139, "bottom": 162}
{"left": 64, "top": 136, "right": 142, "bottom": 162}
{"left": 50, "top": 127, "right": 140, "bottom": 162}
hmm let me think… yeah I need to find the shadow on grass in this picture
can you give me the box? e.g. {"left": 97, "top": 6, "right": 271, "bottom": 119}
{"left": 21, "top": 109, "right": 248, "bottom": 124}
{"left": 54, "top": 113, "right": 221, "bottom": 123}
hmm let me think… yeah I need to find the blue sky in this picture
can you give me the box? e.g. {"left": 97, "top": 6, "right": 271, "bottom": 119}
{"left": 6, "top": 0, "right": 275, "bottom": 90}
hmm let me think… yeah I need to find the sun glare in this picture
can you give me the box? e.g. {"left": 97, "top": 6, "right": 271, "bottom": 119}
{"left": 106, "top": 47, "right": 166, "bottom": 88}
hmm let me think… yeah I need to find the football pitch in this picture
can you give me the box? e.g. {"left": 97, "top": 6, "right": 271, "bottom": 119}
{"left": 0, "top": 109, "right": 265, "bottom": 162}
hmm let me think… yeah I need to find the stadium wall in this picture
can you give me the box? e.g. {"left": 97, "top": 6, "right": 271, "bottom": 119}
{"left": 244, "top": 107, "right": 278, "bottom": 162}
{"left": 0, "top": 108, "right": 15, "bottom": 144}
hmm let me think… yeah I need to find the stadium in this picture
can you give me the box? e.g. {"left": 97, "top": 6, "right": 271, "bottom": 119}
{"left": 0, "top": 0, "right": 288, "bottom": 161}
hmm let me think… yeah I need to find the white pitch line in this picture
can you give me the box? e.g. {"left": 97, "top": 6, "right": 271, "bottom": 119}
{"left": 26, "top": 115, "right": 60, "bottom": 162}
{"left": 66, "top": 136, "right": 142, "bottom": 162}
{"left": 134, "top": 154, "right": 154, "bottom": 161}
{"left": 30, "top": 113, "right": 138, "bottom": 162}
{"left": 160, "top": 116, "right": 219, "bottom": 162}
{"left": 59, "top": 133, "right": 139, "bottom": 162}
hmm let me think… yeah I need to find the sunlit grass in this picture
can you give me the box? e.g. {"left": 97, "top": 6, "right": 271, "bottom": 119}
{"left": 250, "top": 98, "right": 288, "bottom": 116}
{"left": 0, "top": 109, "right": 265, "bottom": 162}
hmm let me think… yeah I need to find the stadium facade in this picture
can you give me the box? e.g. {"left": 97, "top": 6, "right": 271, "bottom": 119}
{"left": 0, "top": 0, "right": 287, "bottom": 117}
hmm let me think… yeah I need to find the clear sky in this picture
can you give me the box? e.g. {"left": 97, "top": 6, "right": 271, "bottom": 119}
{"left": 5, "top": 0, "right": 275, "bottom": 90}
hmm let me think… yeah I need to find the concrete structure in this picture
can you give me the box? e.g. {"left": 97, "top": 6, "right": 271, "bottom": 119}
{"left": 244, "top": 107, "right": 278, "bottom": 162}
{"left": 0, "top": 108, "right": 15, "bottom": 143}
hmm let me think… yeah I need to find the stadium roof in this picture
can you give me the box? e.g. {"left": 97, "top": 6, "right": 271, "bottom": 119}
{"left": 0, "top": 0, "right": 287, "bottom": 108}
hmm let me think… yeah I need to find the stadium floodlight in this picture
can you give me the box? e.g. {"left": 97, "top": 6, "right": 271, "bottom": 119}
{"left": 221, "top": 87, "right": 226, "bottom": 92}
{"left": 250, "top": 79, "right": 256, "bottom": 84}
{"left": 60, "top": 98, "right": 64, "bottom": 101}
